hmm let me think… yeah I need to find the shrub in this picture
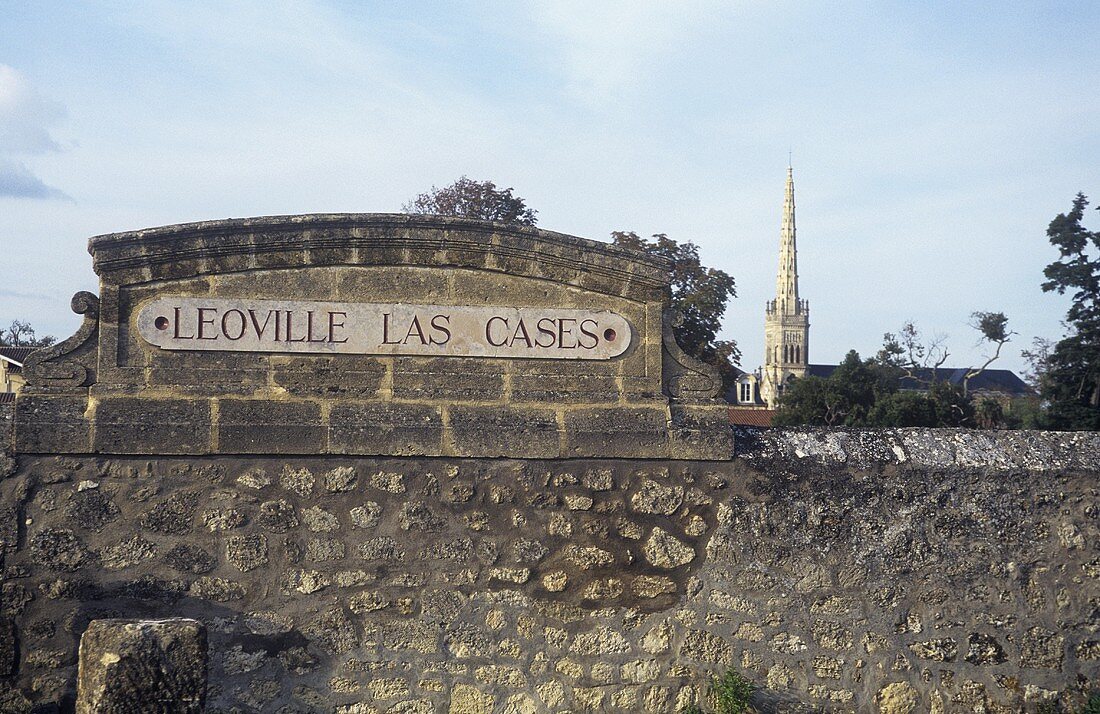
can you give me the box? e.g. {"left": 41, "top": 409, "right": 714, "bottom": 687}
{"left": 682, "top": 670, "right": 756, "bottom": 714}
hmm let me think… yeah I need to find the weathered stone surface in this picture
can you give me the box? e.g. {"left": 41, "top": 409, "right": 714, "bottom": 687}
{"left": 330, "top": 402, "right": 444, "bottom": 456}
{"left": 642, "top": 527, "right": 695, "bottom": 568}
{"left": 141, "top": 491, "right": 198, "bottom": 534}
{"left": 876, "top": 681, "right": 919, "bottom": 713}
{"left": 188, "top": 577, "right": 245, "bottom": 601}
{"left": 323, "top": 465, "right": 358, "bottom": 492}
{"left": 1021, "top": 627, "right": 1065, "bottom": 669}
{"left": 1, "top": 430, "right": 1098, "bottom": 713}
{"left": 225, "top": 533, "right": 269, "bottom": 572}
{"left": 31, "top": 528, "right": 90, "bottom": 571}
{"left": 100, "top": 534, "right": 157, "bottom": 570}
{"left": 350, "top": 502, "right": 383, "bottom": 529}
{"left": 398, "top": 501, "right": 444, "bottom": 532}
{"left": 257, "top": 499, "right": 299, "bottom": 532}
{"left": 630, "top": 479, "right": 684, "bottom": 515}
{"left": 562, "top": 544, "right": 615, "bottom": 569}
{"left": 679, "top": 629, "right": 732, "bottom": 664}
{"left": 572, "top": 627, "right": 631, "bottom": 656}
{"left": 964, "top": 632, "right": 1006, "bottom": 665}
{"left": 94, "top": 398, "right": 211, "bottom": 454}
{"left": 66, "top": 489, "right": 120, "bottom": 531}
{"left": 0, "top": 617, "right": 15, "bottom": 676}
{"left": 449, "top": 406, "right": 559, "bottom": 459}
{"left": 76, "top": 618, "right": 207, "bottom": 714}
{"left": 164, "top": 543, "right": 216, "bottom": 573}
{"left": 218, "top": 400, "right": 325, "bottom": 454}
{"left": 281, "top": 465, "right": 315, "bottom": 496}
{"left": 449, "top": 683, "right": 494, "bottom": 714}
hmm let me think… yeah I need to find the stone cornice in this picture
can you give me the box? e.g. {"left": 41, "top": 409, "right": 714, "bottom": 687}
{"left": 88, "top": 214, "right": 671, "bottom": 299}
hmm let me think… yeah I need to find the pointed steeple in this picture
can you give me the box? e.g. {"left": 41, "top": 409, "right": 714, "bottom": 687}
{"left": 762, "top": 164, "right": 810, "bottom": 407}
{"left": 775, "top": 165, "right": 800, "bottom": 313}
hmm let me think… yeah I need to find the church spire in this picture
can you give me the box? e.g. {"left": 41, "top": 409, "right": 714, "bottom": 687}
{"left": 775, "top": 165, "right": 800, "bottom": 313}
{"left": 761, "top": 164, "right": 810, "bottom": 407}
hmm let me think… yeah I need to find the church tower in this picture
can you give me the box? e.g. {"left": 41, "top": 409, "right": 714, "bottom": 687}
{"left": 761, "top": 166, "right": 809, "bottom": 408}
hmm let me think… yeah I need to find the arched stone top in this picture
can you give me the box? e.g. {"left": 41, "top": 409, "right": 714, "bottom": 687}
{"left": 88, "top": 213, "right": 671, "bottom": 301}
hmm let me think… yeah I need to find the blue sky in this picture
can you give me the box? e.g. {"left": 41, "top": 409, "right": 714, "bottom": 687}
{"left": 2, "top": 1, "right": 1098, "bottom": 374}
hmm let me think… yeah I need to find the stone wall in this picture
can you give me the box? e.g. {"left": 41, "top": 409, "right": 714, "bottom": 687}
{"left": 1, "top": 428, "right": 1098, "bottom": 713}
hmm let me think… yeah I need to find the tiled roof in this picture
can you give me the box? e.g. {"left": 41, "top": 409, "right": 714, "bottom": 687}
{"left": 0, "top": 392, "right": 15, "bottom": 404}
{"left": 728, "top": 408, "right": 776, "bottom": 427}
{"left": 0, "top": 346, "right": 36, "bottom": 365}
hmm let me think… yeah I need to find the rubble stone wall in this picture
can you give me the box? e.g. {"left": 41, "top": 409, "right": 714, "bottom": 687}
{"left": 1, "top": 428, "right": 1098, "bottom": 713}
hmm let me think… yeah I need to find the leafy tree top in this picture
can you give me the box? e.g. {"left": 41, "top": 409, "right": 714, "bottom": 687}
{"left": 1043, "top": 192, "right": 1100, "bottom": 324}
{"left": 610, "top": 231, "right": 738, "bottom": 367}
{"left": 403, "top": 176, "right": 538, "bottom": 226}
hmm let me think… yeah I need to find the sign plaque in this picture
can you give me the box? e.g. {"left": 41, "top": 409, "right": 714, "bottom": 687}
{"left": 136, "top": 297, "right": 632, "bottom": 360}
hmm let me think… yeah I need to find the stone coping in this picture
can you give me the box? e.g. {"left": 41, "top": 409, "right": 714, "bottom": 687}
{"left": 735, "top": 426, "right": 1100, "bottom": 471}
{"left": 87, "top": 213, "right": 671, "bottom": 294}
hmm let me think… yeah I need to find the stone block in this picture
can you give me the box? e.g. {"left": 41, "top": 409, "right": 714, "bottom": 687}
{"left": 329, "top": 402, "right": 443, "bottom": 456}
{"left": 273, "top": 356, "right": 385, "bottom": 398}
{"left": 511, "top": 374, "right": 620, "bottom": 403}
{"left": 14, "top": 394, "right": 91, "bottom": 453}
{"left": 448, "top": 405, "right": 559, "bottom": 458}
{"left": 94, "top": 397, "right": 212, "bottom": 454}
{"left": 563, "top": 407, "right": 669, "bottom": 459}
{"left": 76, "top": 618, "right": 207, "bottom": 714}
{"left": 217, "top": 399, "right": 324, "bottom": 454}
{"left": 668, "top": 404, "right": 734, "bottom": 460}
{"left": 337, "top": 265, "right": 450, "bottom": 303}
{"left": 146, "top": 368, "right": 268, "bottom": 396}
{"left": 392, "top": 358, "right": 506, "bottom": 402}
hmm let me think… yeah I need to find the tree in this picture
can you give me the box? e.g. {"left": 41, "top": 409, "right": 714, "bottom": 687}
{"left": 773, "top": 350, "right": 898, "bottom": 426}
{"left": 776, "top": 349, "right": 979, "bottom": 427}
{"left": 877, "top": 321, "right": 949, "bottom": 382}
{"left": 403, "top": 176, "right": 538, "bottom": 226}
{"left": 1038, "top": 192, "right": 1100, "bottom": 430}
{"left": 867, "top": 391, "right": 938, "bottom": 428}
{"left": 961, "top": 311, "right": 1015, "bottom": 396}
{"left": 1020, "top": 336, "right": 1054, "bottom": 391}
{"left": 878, "top": 312, "right": 1013, "bottom": 396}
{"left": 610, "top": 231, "right": 740, "bottom": 388}
{"left": 0, "top": 320, "right": 55, "bottom": 348}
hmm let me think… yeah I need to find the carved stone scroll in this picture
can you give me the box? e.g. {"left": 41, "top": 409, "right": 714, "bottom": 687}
{"left": 662, "top": 309, "right": 722, "bottom": 402}
{"left": 23, "top": 291, "right": 100, "bottom": 389}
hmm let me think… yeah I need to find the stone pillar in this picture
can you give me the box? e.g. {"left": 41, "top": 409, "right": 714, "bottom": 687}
{"left": 76, "top": 618, "right": 207, "bottom": 714}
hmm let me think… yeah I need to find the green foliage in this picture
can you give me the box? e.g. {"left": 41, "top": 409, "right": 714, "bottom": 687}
{"left": 867, "top": 391, "right": 938, "bottom": 427}
{"left": 928, "top": 381, "right": 975, "bottom": 427}
{"left": 681, "top": 670, "right": 755, "bottom": 714}
{"left": 611, "top": 231, "right": 740, "bottom": 387}
{"left": 1038, "top": 192, "right": 1100, "bottom": 430}
{"left": 0, "top": 320, "right": 55, "bottom": 348}
{"left": 774, "top": 351, "right": 900, "bottom": 427}
{"left": 775, "top": 351, "right": 987, "bottom": 427}
{"left": 1082, "top": 691, "right": 1100, "bottom": 714}
{"left": 972, "top": 310, "right": 1011, "bottom": 343}
{"left": 403, "top": 176, "right": 538, "bottom": 226}
{"left": 709, "top": 670, "right": 756, "bottom": 714}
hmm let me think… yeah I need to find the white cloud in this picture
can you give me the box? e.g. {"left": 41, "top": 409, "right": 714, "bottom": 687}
{"left": 0, "top": 64, "right": 68, "bottom": 199}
